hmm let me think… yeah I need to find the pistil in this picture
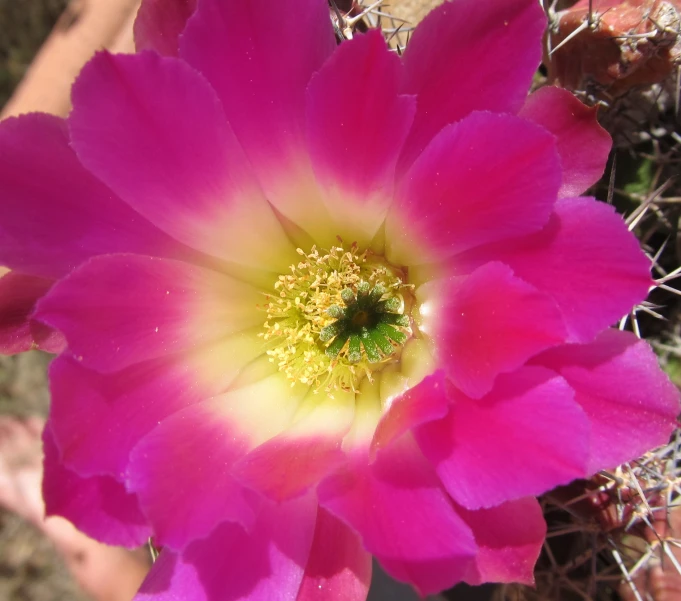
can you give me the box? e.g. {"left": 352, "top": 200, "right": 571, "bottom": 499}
{"left": 320, "top": 282, "right": 409, "bottom": 363}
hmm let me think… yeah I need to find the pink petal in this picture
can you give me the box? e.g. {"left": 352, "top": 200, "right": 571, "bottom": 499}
{"left": 135, "top": 495, "right": 317, "bottom": 601}
{"left": 234, "top": 436, "right": 345, "bottom": 503}
{"left": 458, "top": 497, "right": 546, "bottom": 586}
{"left": 414, "top": 367, "right": 590, "bottom": 509}
{"left": 398, "top": 0, "right": 546, "bottom": 169}
{"left": 127, "top": 402, "right": 258, "bottom": 549}
{"left": 180, "top": 0, "right": 334, "bottom": 175}
{"left": 386, "top": 112, "right": 561, "bottom": 265}
{"left": 519, "top": 86, "right": 611, "bottom": 198}
{"left": 127, "top": 375, "right": 307, "bottom": 549}
{"left": 0, "top": 271, "right": 64, "bottom": 354}
{"left": 371, "top": 371, "right": 450, "bottom": 458}
{"left": 0, "top": 113, "right": 193, "bottom": 280}
{"left": 48, "top": 339, "right": 263, "bottom": 477}
{"left": 42, "top": 425, "right": 151, "bottom": 547}
{"left": 295, "top": 507, "right": 372, "bottom": 601}
{"left": 232, "top": 394, "right": 355, "bottom": 502}
{"left": 534, "top": 329, "right": 680, "bottom": 472}
{"left": 69, "top": 52, "right": 295, "bottom": 271}
{"left": 305, "top": 30, "right": 415, "bottom": 245}
{"left": 456, "top": 197, "right": 652, "bottom": 342}
{"left": 35, "top": 254, "right": 263, "bottom": 373}
{"left": 134, "top": 0, "right": 197, "bottom": 56}
{"left": 419, "top": 262, "right": 567, "bottom": 398}
{"left": 319, "top": 436, "right": 478, "bottom": 596}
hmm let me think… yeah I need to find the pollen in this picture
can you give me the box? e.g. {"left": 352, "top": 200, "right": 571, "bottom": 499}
{"left": 260, "top": 243, "right": 412, "bottom": 393}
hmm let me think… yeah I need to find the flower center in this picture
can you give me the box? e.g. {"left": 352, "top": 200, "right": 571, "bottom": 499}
{"left": 261, "top": 243, "right": 412, "bottom": 393}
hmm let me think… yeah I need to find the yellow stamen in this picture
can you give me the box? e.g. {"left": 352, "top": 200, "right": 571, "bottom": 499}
{"left": 259, "top": 243, "right": 411, "bottom": 393}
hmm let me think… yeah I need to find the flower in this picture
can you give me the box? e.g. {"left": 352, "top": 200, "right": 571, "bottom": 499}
{"left": 0, "top": 0, "right": 679, "bottom": 598}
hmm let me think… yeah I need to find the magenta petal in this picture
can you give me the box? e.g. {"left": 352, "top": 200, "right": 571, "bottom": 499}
{"left": 387, "top": 112, "right": 561, "bottom": 264}
{"left": 296, "top": 507, "right": 372, "bottom": 601}
{"left": 127, "top": 400, "right": 262, "bottom": 549}
{"left": 519, "top": 87, "right": 611, "bottom": 198}
{"left": 233, "top": 436, "right": 346, "bottom": 503}
{"left": 398, "top": 0, "right": 546, "bottom": 169}
{"left": 534, "top": 329, "right": 680, "bottom": 472}
{"left": 319, "top": 436, "right": 478, "bottom": 595}
{"left": 0, "top": 113, "right": 191, "bottom": 279}
{"left": 233, "top": 435, "right": 344, "bottom": 501}
{"left": 128, "top": 371, "right": 309, "bottom": 548}
{"left": 0, "top": 271, "right": 63, "bottom": 354}
{"left": 69, "top": 52, "right": 292, "bottom": 269}
{"left": 134, "top": 0, "right": 197, "bottom": 56}
{"left": 457, "top": 197, "right": 652, "bottom": 342}
{"left": 35, "top": 254, "right": 262, "bottom": 373}
{"left": 180, "top": 0, "right": 337, "bottom": 239}
{"left": 180, "top": 0, "right": 334, "bottom": 173}
{"left": 422, "top": 262, "right": 567, "bottom": 398}
{"left": 414, "top": 367, "right": 590, "bottom": 509}
{"left": 232, "top": 393, "right": 354, "bottom": 502}
{"left": 135, "top": 496, "right": 317, "bottom": 601}
{"left": 48, "top": 353, "right": 225, "bottom": 478}
{"left": 371, "top": 371, "right": 450, "bottom": 457}
{"left": 458, "top": 497, "right": 546, "bottom": 586}
{"left": 43, "top": 425, "right": 151, "bottom": 547}
{"left": 306, "top": 30, "right": 414, "bottom": 205}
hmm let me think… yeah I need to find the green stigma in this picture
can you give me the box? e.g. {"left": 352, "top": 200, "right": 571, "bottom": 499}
{"left": 320, "top": 282, "right": 409, "bottom": 364}
{"left": 260, "top": 244, "right": 411, "bottom": 393}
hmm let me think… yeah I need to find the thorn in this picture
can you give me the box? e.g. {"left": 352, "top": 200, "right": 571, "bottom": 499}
{"left": 656, "top": 284, "right": 681, "bottom": 298}
{"left": 607, "top": 153, "right": 616, "bottom": 205}
{"left": 626, "top": 179, "right": 674, "bottom": 230}
{"left": 385, "top": 22, "right": 405, "bottom": 46}
{"left": 664, "top": 541, "right": 681, "bottom": 576}
{"left": 631, "top": 311, "right": 642, "bottom": 338}
{"left": 549, "top": 19, "right": 590, "bottom": 56}
{"left": 656, "top": 264, "right": 681, "bottom": 284}
{"left": 676, "top": 65, "right": 681, "bottom": 124}
{"left": 638, "top": 304, "right": 666, "bottom": 320}
{"left": 650, "top": 236, "right": 669, "bottom": 268}
{"left": 344, "top": 0, "right": 383, "bottom": 27}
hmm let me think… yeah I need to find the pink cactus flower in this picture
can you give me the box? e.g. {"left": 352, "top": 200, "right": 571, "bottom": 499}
{"left": 0, "top": 0, "right": 678, "bottom": 598}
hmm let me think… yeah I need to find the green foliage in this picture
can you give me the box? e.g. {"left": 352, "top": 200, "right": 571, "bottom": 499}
{"left": 622, "top": 156, "right": 655, "bottom": 197}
